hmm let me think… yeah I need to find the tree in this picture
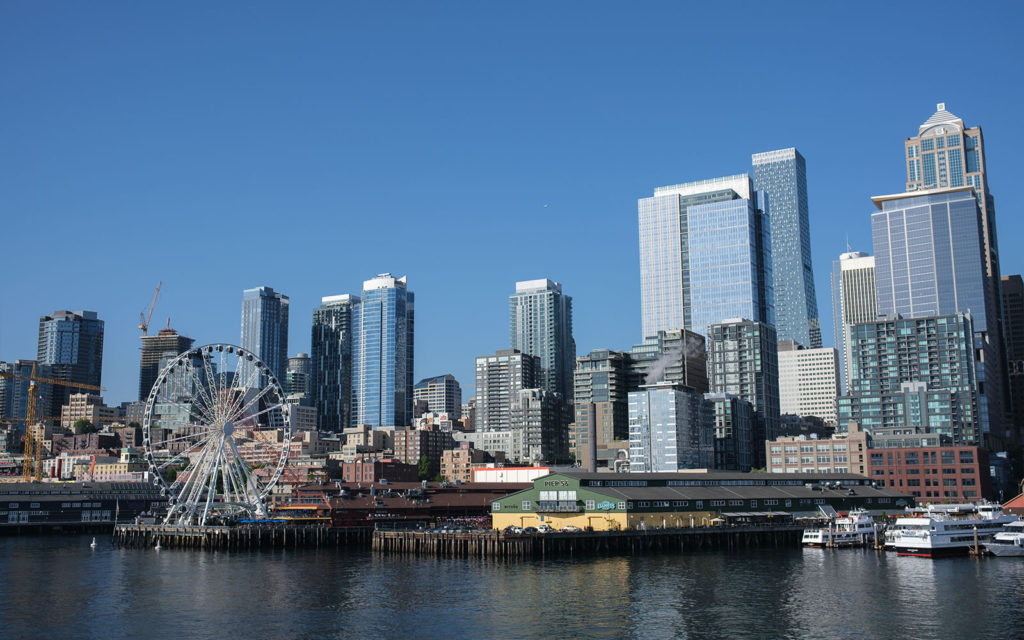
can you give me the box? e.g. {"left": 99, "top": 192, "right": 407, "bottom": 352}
{"left": 73, "top": 419, "right": 97, "bottom": 434}
{"left": 417, "top": 454, "right": 432, "bottom": 481}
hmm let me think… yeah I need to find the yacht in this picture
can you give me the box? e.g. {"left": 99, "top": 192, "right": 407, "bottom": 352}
{"left": 985, "top": 521, "right": 1024, "bottom": 557}
{"left": 892, "top": 503, "right": 1020, "bottom": 558}
{"left": 802, "top": 509, "right": 882, "bottom": 547}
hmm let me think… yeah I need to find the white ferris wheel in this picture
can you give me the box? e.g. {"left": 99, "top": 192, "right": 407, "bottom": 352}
{"left": 142, "top": 344, "right": 292, "bottom": 526}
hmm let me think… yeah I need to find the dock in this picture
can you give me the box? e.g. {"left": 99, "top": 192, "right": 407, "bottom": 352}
{"left": 112, "top": 523, "right": 371, "bottom": 550}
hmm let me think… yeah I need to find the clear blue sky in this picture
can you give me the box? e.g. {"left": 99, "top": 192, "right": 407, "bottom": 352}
{"left": 2, "top": 1, "right": 1022, "bottom": 405}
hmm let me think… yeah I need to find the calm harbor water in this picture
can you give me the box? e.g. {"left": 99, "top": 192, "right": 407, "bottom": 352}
{"left": 2, "top": 534, "right": 1023, "bottom": 640}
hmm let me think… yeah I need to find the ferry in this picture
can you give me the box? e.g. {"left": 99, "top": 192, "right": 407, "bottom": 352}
{"left": 892, "top": 503, "right": 1020, "bottom": 558}
{"left": 802, "top": 509, "right": 882, "bottom": 547}
{"left": 985, "top": 521, "right": 1024, "bottom": 557}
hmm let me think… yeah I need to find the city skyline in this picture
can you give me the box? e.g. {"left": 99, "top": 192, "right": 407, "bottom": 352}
{"left": 2, "top": 4, "right": 1023, "bottom": 405}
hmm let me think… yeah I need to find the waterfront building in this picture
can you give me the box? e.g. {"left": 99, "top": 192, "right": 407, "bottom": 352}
{"left": 353, "top": 274, "right": 415, "bottom": 428}
{"left": 707, "top": 319, "right": 780, "bottom": 468}
{"left": 777, "top": 340, "right": 839, "bottom": 426}
{"left": 311, "top": 294, "right": 359, "bottom": 431}
{"left": 843, "top": 312, "right": 981, "bottom": 444}
{"left": 341, "top": 458, "right": 418, "bottom": 484}
{"left": 752, "top": 148, "right": 821, "bottom": 348}
{"left": 138, "top": 327, "right": 194, "bottom": 402}
{"left": 475, "top": 349, "right": 538, "bottom": 432}
{"left": 867, "top": 427, "right": 990, "bottom": 500}
{"left": 638, "top": 174, "right": 773, "bottom": 339}
{"left": 831, "top": 251, "right": 877, "bottom": 394}
{"left": 765, "top": 422, "right": 869, "bottom": 476}
{"left": 413, "top": 374, "right": 462, "bottom": 419}
{"left": 240, "top": 287, "right": 289, "bottom": 386}
{"left": 706, "top": 392, "right": 754, "bottom": 472}
{"left": 628, "top": 382, "right": 713, "bottom": 473}
{"left": 872, "top": 187, "right": 1002, "bottom": 444}
{"left": 490, "top": 470, "right": 913, "bottom": 532}
{"left": 37, "top": 310, "right": 104, "bottom": 420}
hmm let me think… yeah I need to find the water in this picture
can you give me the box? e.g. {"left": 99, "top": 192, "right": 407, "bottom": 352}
{"left": 2, "top": 535, "right": 1024, "bottom": 640}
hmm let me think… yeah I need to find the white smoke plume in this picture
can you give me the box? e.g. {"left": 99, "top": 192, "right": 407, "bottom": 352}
{"left": 643, "top": 334, "right": 705, "bottom": 385}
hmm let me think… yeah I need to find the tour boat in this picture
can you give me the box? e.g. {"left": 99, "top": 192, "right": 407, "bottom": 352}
{"left": 802, "top": 509, "right": 882, "bottom": 547}
{"left": 892, "top": 503, "right": 1020, "bottom": 558}
{"left": 985, "top": 521, "right": 1024, "bottom": 557}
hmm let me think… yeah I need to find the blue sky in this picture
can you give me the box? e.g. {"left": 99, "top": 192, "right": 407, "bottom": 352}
{"left": 2, "top": 1, "right": 1022, "bottom": 405}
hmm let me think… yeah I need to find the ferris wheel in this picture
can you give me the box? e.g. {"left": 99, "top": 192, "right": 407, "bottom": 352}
{"left": 142, "top": 344, "right": 292, "bottom": 526}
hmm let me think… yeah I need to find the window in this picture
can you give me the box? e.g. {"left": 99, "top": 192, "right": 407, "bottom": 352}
{"left": 710, "top": 500, "right": 726, "bottom": 507}
{"left": 492, "top": 502, "right": 501, "bottom": 511}
{"left": 959, "top": 451, "right": 974, "bottom": 464}
{"left": 672, "top": 501, "right": 688, "bottom": 507}
{"left": 617, "top": 502, "right": 626, "bottom": 510}
{"left": 695, "top": 501, "right": 703, "bottom": 509}
{"left": 521, "top": 501, "right": 531, "bottom": 510}
{"left": 585, "top": 500, "right": 595, "bottom": 510}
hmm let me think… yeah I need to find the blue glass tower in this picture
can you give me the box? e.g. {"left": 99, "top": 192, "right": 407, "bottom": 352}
{"left": 353, "top": 274, "right": 415, "bottom": 428}
{"left": 752, "top": 148, "right": 821, "bottom": 348}
{"left": 37, "top": 310, "right": 104, "bottom": 419}
{"left": 311, "top": 294, "right": 359, "bottom": 431}
{"left": 240, "top": 286, "right": 289, "bottom": 386}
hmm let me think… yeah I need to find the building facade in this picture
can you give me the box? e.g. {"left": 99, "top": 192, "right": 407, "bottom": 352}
{"left": 706, "top": 392, "right": 754, "bottom": 472}
{"left": 831, "top": 251, "right": 877, "bottom": 394}
{"left": 569, "top": 349, "right": 631, "bottom": 466}
{"left": 37, "top": 310, "right": 104, "bottom": 420}
{"left": 707, "top": 319, "right": 781, "bottom": 468}
{"left": 138, "top": 328, "right": 194, "bottom": 403}
{"left": 766, "top": 423, "right": 869, "bottom": 476}
{"left": 353, "top": 274, "right": 415, "bottom": 428}
{"left": 628, "top": 329, "right": 708, "bottom": 393}
{"left": 413, "top": 374, "right": 462, "bottom": 419}
{"left": 311, "top": 294, "right": 359, "bottom": 432}
{"left": 638, "top": 174, "right": 773, "bottom": 338}
{"left": 752, "top": 147, "right": 821, "bottom": 348}
{"left": 777, "top": 341, "right": 839, "bottom": 426}
{"left": 240, "top": 287, "right": 289, "bottom": 385}
{"left": 475, "top": 349, "right": 538, "bottom": 432}
{"left": 628, "top": 383, "right": 713, "bottom": 473}
{"left": 867, "top": 427, "right": 990, "bottom": 500}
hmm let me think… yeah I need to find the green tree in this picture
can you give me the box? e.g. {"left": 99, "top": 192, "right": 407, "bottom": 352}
{"left": 73, "top": 419, "right": 97, "bottom": 434}
{"left": 417, "top": 454, "right": 432, "bottom": 480}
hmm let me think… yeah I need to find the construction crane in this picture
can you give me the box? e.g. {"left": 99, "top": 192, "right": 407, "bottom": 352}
{"left": 0, "top": 365, "right": 105, "bottom": 481}
{"left": 138, "top": 281, "right": 162, "bottom": 336}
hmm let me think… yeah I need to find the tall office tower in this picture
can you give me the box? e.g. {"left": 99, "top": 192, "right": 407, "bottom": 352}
{"left": 413, "top": 374, "right": 462, "bottom": 419}
{"left": 628, "top": 382, "right": 713, "bottom": 472}
{"left": 475, "top": 349, "right": 538, "bottom": 432}
{"left": 139, "top": 328, "right": 194, "bottom": 402}
{"left": 570, "top": 349, "right": 631, "bottom": 463}
{"left": 4, "top": 360, "right": 54, "bottom": 425}
{"left": 352, "top": 274, "right": 415, "bottom": 428}
{"left": 838, "top": 314, "right": 980, "bottom": 443}
{"left": 311, "top": 294, "right": 359, "bottom": 432}
{"left": 509, "top": 279, "right": 575, "bottom": 403}
{"left": 905, "top": 103, "right": 998, "bottom": 295}
{"left": 706, "top": 319, "right": 780, "bottom": 468}
{"left": 638, "top": 175, "right": 773, "bottom": 339}
{"left": 510, "top": 388, "right": 567, "bottom": 464}
{"left": 285, "top": 353, "right": 311, "bottom": 405}
{"left": 1002, "top": 275, "right": 1024, "bottom": 445}
{"left": 777, "top": 340, "right": 840, "bottom": 426}
{"left": 752, "top": 148, "right": 821, "bottom": 348}
{"left": 705, "top": 392, "right": 754, "bottom": 471}
{"left": 240, "top": 286, "right": 289, "bottom": 386}
{"left": 628, "top": 330, "right": 708, "bottom": 394}
{"left": 38, "top": 310, "right": 104, "bottom": 420}
{"left": 872, "top": 188, "right": 1002, "bottom": 443}
{"left": 831, "top": 251, "right": 877, "bottom": 394}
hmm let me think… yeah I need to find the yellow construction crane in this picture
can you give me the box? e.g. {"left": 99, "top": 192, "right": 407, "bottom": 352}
{"left": 138, "top": 281, "right": 162, "bottom": 336}
{"left": 0, "top": 365, "right": 105, "bottom": 481}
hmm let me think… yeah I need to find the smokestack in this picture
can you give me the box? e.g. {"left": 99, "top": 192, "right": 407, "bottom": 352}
{"left": 584, "top": 403, "right": 597, "bottom": 472}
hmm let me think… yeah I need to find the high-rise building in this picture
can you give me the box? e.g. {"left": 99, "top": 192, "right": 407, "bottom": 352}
{"left": 240, "top": 287, "right": 289, "bottom": 386}
{"left": 413, "top": 374, "right": 462, "bottom": 419}
{"left": 840, "top": 313, "right": 980, "bottom": 444}
{"left": 570, "top": 349, "right": 631, "bottom": 464}
{"left": 872, "top": 187, "right": 1001, "bottom": 441}
{"left": 628, "top": 382, "right": 713, "bottom": 472}
{"left": 752, "top": 148, "right": 821, "bottom": 348}
{"left": 285, "top": 354, "right": 311, "bottom": 397}
{"left": 706, "top": 319, "right": 780, "bottom": 468}
{"left": 1001, "top": 275, "right": 1024, "bottom": 447}
{"left": 509, "top": 279, "right": 575, "bottom": 404}
{"left": 352, "top": 274, "right": 415, "bottom": 428}
{"left": 510, "top": 388, "right": 567, "bottom": 464}
{"left": 139, "top": 328, "right": 194, "bottom": 402}
{"left": 475, "top": 349, "right": 538, "bottom": 432}
{"left": 311, "top": 294, "right": 359, "bottom": 432}
{"left": 706, "top": 392, "right": 754, "bottom": 471}
{"left": 831, "top": 251, "right": 877, "bottom": 394}
{"left": 0, "top": 360, "right": 53, "bottom": 425}
{"left": 38, "top": 310, "right": 104, "bottom": 420}
{"left": 638, "top": 174, "right": 773, "bottom": 339}
{"left": 628, "top": 330, "right": 708, "bottom": 394}
{"left": 777, "top": 340, "right": 839, "bottom": 426}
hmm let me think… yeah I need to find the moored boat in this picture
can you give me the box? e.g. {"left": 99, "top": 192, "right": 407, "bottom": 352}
{"left": 802, "top": 509, "right": 882, "bottom": 548}
{"left": 985, "top": 521, "right": 1024, "bottom": 557}
{"left": 892, "top": 503, "right": 1020, "bottom": 558}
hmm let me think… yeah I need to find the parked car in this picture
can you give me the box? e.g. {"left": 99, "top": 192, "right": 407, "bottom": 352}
{"left": 561, "top": 525, "right": 581, "bottom": 532}
{"left": 523, "top": 527, "right": 538, "bottom": 534}
{"left": 504, "top": 526, "right": 523, "bottom": 534}
{"left": 537, "top": 524, "right": 554, "bottom": 533}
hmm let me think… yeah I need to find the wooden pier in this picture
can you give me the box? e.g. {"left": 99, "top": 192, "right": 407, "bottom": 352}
{"left": 371, "top": 525, "right": 805, "bottom": 559}
{"left": 112, "top": 523, "right": 371, "bottom": 551}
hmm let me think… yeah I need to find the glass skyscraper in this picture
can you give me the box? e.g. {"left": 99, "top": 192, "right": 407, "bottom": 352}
{"left": 311, "top": 294, "right": 359, "bottom": 431}
{"left": 509, "top": 279, "right": 575, "bottom": 405}
{"left": 240, "top": 286, "right": 289, "bottom": 385}
{"left": 352, "top": 274, "right": 414, "bottom": 428}
{"left": 638, "top": 175, "right": 773, "bottom": 340}
{"left": 752, "top": 148, "right": 821, "bottom": 348}
{"left": 871, "top": 188, "right": 1000, "bottom": 440}
{"left": 628, "top": 382, "right": 713, "bottom": 472}
{"left": 37, "top": 310, "right": 104, "bottom": 419}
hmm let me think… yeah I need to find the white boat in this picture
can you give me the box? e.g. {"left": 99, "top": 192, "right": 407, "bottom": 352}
{"left": 892, "top": 503, "right": 1020, "bottom": 558}
{"left": 802, "top": 509, "right": 882, "bottom": 547}
{"left": 985, "top": 521, "right": 1024, "bottom": 557}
